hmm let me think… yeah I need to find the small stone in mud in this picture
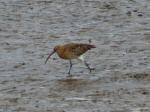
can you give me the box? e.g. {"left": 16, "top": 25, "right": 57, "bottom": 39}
{"left": 14, "top": 62, "right": 26, "bottom": 68}
{"left": 138, "top": 89, "right": 149, "bottom": 95}
{"left": 141, "top": 91, "right": 148, "bottom": 95}
{"left": 53, "top": 58, "right": 57, "bottom": 60}
{"left": 48, "top": 35, "right": 60, "bottom": 39}
{"left": 88, "top": 39, "right": 92, "bottom": 43}
{"left": 6, "top": 42, "right": 10, "bottom": 45}
{"left": 21, "top": 62, "right": 26, "bottom": 65}
{"left": 138, "top": 13, "right": 143, "bottom": 16}
{"left": 126, "top": 11, "right": 132, "bottom": 16}
{"left": 133, "top": 9, "right": 138, "bottom": 12}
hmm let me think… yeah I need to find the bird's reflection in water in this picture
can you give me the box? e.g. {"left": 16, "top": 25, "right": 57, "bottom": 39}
{"left": 56, "top": 76, "right": 88, "bottom": 91}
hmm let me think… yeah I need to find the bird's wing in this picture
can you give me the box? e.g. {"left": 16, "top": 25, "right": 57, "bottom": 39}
{"left": 68, "top": 43, "right": 96, "bottom": 56}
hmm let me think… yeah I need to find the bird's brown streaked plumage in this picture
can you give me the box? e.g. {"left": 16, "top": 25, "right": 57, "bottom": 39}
{"left": 45, "top": 43, "right": 96, "bottom": 75}
{"left": 54, "top": 43, "right": 96, "bottom": 59}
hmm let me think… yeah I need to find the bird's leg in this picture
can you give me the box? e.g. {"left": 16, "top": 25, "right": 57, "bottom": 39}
{"left": 68, "top": 60, "right": 73, "bottom": 75}
{"left": 84, "top": 60, "right": 95, "bottom": 72}
{"left": 78, "top": 55, "right": 94, "bottom": 72}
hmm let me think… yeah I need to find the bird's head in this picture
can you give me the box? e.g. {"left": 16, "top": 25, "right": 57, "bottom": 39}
{"left": 54, "top": 45, "right": 61, "bottom": 52}
{"left": 45, "top": 44, "right": 64, "bottom": 64}
{"left": 45, "top": 46, "right": 60, "bottom": 64}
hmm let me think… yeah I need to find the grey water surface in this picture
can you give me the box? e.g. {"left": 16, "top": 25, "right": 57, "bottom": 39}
{"left": 0, "top": 0, "right": 150, "bottom": 112}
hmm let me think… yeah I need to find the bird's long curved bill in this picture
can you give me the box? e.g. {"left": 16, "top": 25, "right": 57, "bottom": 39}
{"left": 45, "top": 50, "right": 55, "bottom": 64}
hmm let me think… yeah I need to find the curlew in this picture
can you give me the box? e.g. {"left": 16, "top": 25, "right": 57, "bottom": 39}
{"left": 45, "top": 43, "right": 96, "bottom": 75}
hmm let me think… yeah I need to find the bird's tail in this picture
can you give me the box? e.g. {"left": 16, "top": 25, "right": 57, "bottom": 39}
{"left": 89, "top": 44, "right": 96, "bottom": 48}
{"left": 82, "top": 44, "right": 96, "bottom": 51}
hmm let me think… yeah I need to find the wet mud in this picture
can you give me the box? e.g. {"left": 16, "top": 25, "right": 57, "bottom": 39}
{"left": 0, "top": 0, "right": 150, "bottom": 112}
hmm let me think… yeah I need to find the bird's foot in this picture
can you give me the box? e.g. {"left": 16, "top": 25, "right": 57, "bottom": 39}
{"left": 89, "top": 67, "right": 95, "bottom": 73}
{"left": 67, "top": 71, "right": 72, "bottom": 76}
{"left": 67, "top": 73, "right": 73, "bottom": 77}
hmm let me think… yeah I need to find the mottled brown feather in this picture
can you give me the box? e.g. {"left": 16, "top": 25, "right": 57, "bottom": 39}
{"left": 54, "top": 43, "right": 96, "bottom": 59}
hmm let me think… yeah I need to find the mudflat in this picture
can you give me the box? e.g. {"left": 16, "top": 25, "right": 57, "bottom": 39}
{"left": 0, "top": 0, "right": 150, "bottom": 112}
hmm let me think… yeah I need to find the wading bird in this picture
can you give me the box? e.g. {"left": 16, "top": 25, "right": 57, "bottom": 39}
{"left": 45, "top": 43, "right": 96, "bottom": 75}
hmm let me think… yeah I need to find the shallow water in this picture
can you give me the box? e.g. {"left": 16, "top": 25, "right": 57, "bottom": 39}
{"left": 0, "top": 0, "right": 150, "bottom": 112}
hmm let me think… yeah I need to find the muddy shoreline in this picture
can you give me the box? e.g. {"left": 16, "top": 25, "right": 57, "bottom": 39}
{"left": 0, "top": 0, "right": 150, "bottom": 112}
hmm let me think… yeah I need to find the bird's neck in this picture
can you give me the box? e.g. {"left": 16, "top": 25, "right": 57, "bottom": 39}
{"left": 56, "top": 47, "right": 65, "bottom": 58}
